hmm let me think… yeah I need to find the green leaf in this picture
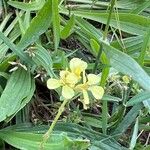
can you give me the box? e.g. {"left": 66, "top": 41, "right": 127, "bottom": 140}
{"left": 0, "top": 131, "right": 89, "bottom": 150}
{"left": 138, "top": 28, "right": 150, "bottom": 65}
{"left": 17, "top": 0, "right": 52, "bottom": 50}
{"left": 8, "top": 0, "right": 45, "bottom": 11}
{"left": 103, "top": 43, "right": 150, "bottom": 91}
{"left": 129, "top": 118, "right": 139, "bottom": 150}
{"left": 1, "top": 123, "right": 127, "bottom": 150}
{"left": 0, "top": 32, "right": 32, "bottom": 64}
{"left": 126, "top": 91, "right": 150, "bottom": 106}
{"left": 61, "top": 8, "right": 150, "bottom": 35}
{"left": 61, "top": 15, "right": 75, "bottom": 39}
{"left": 0, "top": 68, "right": 35, "bottom": 122}
{"left": 112, "top": 104, "right": 142, "bottom": 135}
{"left": 131, "top": 1, "right": 150, "bottom": 14}
{"left": 32, "top": 45, "right": 55, "bottom": 77}
{"left": 90, "top": 39, "right": 100, "bottom": 53}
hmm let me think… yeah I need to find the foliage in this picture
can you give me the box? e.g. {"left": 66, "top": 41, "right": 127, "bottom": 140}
{"left": 0, "top": 0, "right": 150, "bottom": 149}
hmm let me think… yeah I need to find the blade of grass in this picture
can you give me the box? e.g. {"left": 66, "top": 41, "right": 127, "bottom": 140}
{"left": 129, "top": 118, "right": 139, "bottom": 150}
{"left": 52, "top": 0, "right": 60, "bottom": 51}
{"left": 0, "top": 32, "right": 32, "bottom": 64}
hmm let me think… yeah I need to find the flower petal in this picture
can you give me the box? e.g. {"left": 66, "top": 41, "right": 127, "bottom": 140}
{"left": 47, "top": 78, "right": 61, "bottom": 89}
{"left": 83, "top": 90, "right": 89, "bottom": 105}
{"left": 70, "top": 58, "right": 87, "bottom": 76}
{"left": 87, "top": 74, "right": 100, "bottom": 85}
{"left": 66, "top": 72, "right": 79, "bottom": 85}
{"left": 89, "top": 86, "right": 104, "bottom": 99}
{"left": 59, "top": 70, "right": 69, "bottom": 79}
{"left": 62, "top": 85, "right": 74, "bottom": 99}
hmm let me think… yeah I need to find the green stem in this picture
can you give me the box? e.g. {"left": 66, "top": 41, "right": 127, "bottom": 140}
{"left": 103, "top": 0, "right": 116, "bottom": 41}
{"left": 99, "top": 0, "right": 116, "bottom": 135}
{"left": 41, "top": 99, "right": 69, "bottom": 149}
{"left": 93, "top": 0, "right": 116, "bottom": 72}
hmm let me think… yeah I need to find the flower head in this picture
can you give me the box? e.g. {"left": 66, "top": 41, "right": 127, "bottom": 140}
{"left": 47, "top": 57, "right": 104, "bottom": 109}
{"left": 47, "top": 70, "right": 79, "bottom": 99}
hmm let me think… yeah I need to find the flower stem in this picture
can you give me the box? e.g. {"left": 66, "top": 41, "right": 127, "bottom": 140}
{"left": 40, "top": 99, "right": 69, "bottom": 149}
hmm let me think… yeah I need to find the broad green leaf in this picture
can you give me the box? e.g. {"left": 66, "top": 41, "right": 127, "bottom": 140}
{"left": 0, "top": 131, "right": 89, "bottom": 150}
{"left": 0, "top": 27, "right": 20, "bottom": 62}
{"left": 0, "top": 55, "right": 16, "bottom": 72}
{"left": 17, "top": 0, "right": 52, "bottom": 50}
{"left": 111, "top": 36, "right": 143, "bottom": 55}
{"left": 0, "top": 68, "right": 35, "bottom": 122}
{"left": 75, "top": 17, "right": 103, "bottom": 41}
{"left": 126, "top": 91, "right": 150, "bottom": 106}
{"left": 8, "top": 0, "right": 45, "bottom": 11}
{"left": 67, "top": 0, "right": 150, "bottom": 11}
{"left": 83, "top": 116, "right": 102, "bottom": 128}
{"left": 0, "top": 32, "right": 32, "bottom": 64}
{"left": 52, "top": 0, "right": 60, "bottom": 50}
{"left": 0, "top": 72, "right": 9, "bottom": 80}
{"left": 2, "top": 123, "right": 127, "bottom": 150}
{"left": 131, "top": 1, "right": 150, "bottom": 14}
{"left": 32, "top": 45, "right": 55, "bottom": 77}
{"left": 61, "top": 15, "right": 75, "bottom": 39}
{"left": 103, "top": 43, "right": 150, "bottom": 91}
{"left": 61, "top": 8, "right": 150, "bottom": 35}
{"left": 112, "top": 104, "right": 143, "bottom": 135}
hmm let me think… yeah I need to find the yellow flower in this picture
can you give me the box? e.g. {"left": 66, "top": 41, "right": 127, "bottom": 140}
{"left": 70, "top": 58, "right": 87, "bottom": 79}
{"left": 122, "top": 75, "right": 131, "bottom": 84}
{"left": 47, "top": 70, "right": 79, "bottom": 99}
{"left": 76, "top": 72, "right": 104, "bottom": 109}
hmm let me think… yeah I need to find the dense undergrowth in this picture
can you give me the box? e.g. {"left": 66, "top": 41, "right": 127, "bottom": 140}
{"left": 0, "top": 0, "right": 150, "bottom": 149}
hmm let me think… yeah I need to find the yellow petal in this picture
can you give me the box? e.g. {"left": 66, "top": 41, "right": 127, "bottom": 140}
{"left": 87, "top": 74, "right": 100, "bottom": 85}
{"left": 89, "top": 86, "right": 104, "bottom": 99}
{"left": 83, "top": 90, "right": 89, "bottom": 105}
{"left": 70, "top": 58, "right": 87, "bottom": 76}
{"left": 59, "top": 70, "right": 69, "bottom": 80}
{"left": 62, "top": 85, "right": 74, "bottom": 99}
{"left": 66, "top": 72, "right": 79, "bottom": 85}
{"left": 47, "top": 78, "right": 61, "bottom": 89}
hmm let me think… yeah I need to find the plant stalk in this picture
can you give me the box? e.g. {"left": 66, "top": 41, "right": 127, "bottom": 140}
{"left": 41, "top": 99, "right": 69, "bottom": 149}
{"left": 93, "top": 0, "right": 116, "bottom": 73}
{"left": 93, "top": 0, "right": 116, "bottom": 135}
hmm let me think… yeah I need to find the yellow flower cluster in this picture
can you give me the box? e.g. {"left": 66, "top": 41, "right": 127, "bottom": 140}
{"left": 47, "top": 58, "right": 104, "bottom": 109}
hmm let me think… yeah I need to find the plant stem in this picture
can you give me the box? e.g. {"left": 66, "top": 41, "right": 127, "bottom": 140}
{"left": 95, "top": 0, "right": 116, "bottom": 135}
{"left": 93, "top": 0, "right": 116, "bottom": 73}
{"left": 103, "top": 0, "right": 116, "bottom": 41}
{"left": 41, "top": 99, "right": 69, "bottom": 149}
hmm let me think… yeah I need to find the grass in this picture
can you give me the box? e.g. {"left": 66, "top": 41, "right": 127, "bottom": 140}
{"left": 0, "top": 0, "right": 150, "bottom": 150}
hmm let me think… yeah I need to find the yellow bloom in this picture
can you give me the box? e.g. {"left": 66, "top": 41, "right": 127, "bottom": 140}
{"left": 122, "top": 75, "right": 131, "bottom": 84}
{"left": 70, "top": 58, "right": 87, "bottom": 79}
{"left": 76, "top": 72, "right": 104, "bottom": 109}
{"left": 47, "top": 70, "right": 79, "bottom": 99}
